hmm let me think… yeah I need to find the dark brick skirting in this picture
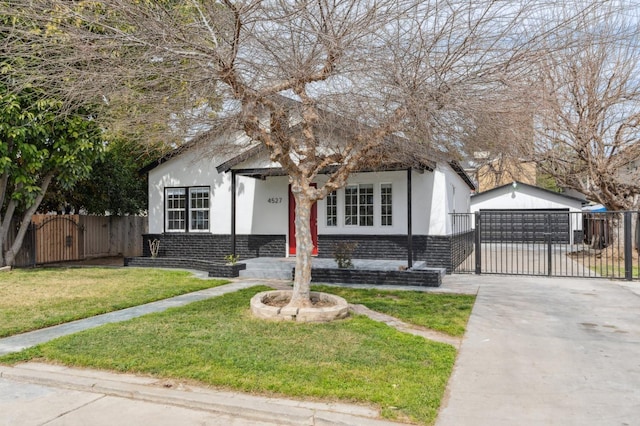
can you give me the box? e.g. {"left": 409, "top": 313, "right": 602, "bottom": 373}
{"left": 124, "top": 257, "right": 246, "bottom": 278}
{"left": 317, "top": 235, "right": 428, "bottom": 261}
{"left": 451, "top": 230, "right": 475, "bottom": 270}
{"left": 317, "top": 234, "right": 473, "bottom": 274}
{"left": 294, "top": 267, "right": 443, "bottom": 287}
{"left": 138, "top": 232, "right": 473, "bottom": 275}
{"left": 424, "top": 232, "right": 473, "bottom": 273}
{"left": 142, "top": 233, "right": 285, "bottom": 261}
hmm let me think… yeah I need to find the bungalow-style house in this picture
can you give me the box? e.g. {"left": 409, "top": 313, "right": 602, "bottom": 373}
{"left": 138, "top": 128, "right": 476, "bottom": 273}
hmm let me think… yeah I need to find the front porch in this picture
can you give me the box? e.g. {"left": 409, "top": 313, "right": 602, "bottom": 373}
{"left": 125, "top": 255, "right": 446, "bottom": 287}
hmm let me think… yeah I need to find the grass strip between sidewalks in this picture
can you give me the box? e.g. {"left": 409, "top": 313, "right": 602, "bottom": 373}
{"left": 0, "top": 267, "right": 228, "bottom": 338}
{"left": 314, "top": 285, "right": 474, "bottom": 337}
{"left": 1, "top": 286, "right": 463, "bottom": 425}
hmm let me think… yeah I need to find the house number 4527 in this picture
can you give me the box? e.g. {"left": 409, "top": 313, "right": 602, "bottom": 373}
{"left": 267, "top": 197, "right": 283, "bottom": 204}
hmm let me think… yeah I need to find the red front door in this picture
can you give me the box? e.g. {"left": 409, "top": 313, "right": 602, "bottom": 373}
{"left": 288, "top": 185, "right": 318, "bottom": 256}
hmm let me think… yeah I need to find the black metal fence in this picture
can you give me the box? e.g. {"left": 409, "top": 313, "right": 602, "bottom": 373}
{"left": 452, "top": 211, "right": 640, "bottom": 280}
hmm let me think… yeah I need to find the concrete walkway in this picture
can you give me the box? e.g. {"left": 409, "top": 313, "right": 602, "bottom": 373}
{"left": 436, "top": 274, "right": 640, "bottom": 426}
{"left": 350, "top": 304, "right": 462, "bottom": 347}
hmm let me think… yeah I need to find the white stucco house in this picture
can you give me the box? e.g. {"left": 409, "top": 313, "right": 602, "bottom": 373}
{"left": 139, "top": 136, "right": 476, "bottom": 272}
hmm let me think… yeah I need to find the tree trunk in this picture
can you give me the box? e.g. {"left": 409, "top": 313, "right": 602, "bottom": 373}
{"left": 0, "top": 195, "right": 19, "bottom": 268}
{"left": 287, "top": 181, "right": 315, "bottom": 308}
{"left": 3, "top": 173, "right": 54, "bottom": 267}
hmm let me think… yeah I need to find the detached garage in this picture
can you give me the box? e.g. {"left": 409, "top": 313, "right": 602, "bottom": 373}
{"left": 470, "top": 181, "right": 585, "bottom": 244}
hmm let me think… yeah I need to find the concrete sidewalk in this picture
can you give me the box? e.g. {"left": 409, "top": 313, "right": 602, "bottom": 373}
{"left": 436, "top": 274, "right": 640, "bottom": 426}
{"left": 0, "top": 363, "right": 403, "bottom": 426}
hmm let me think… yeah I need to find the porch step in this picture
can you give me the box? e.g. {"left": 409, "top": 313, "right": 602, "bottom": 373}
{"left": 239, "top": 257, "right": 294, "bottom": 280}
{"left": 241, "top": 257, "right": 445, "bottom": 286}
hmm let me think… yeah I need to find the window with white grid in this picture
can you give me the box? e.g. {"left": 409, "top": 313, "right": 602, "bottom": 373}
{"left": 380, "top": 184, "right": 392, "bottom": 226}
{"left": 166, "top": 188, "right": 186, "bottom": 231}
{"left": 326, "top": 190, "right": 337, "bottom": 226}
{"left": 165, "top": 187, "right": 210, "bottom": 232}
{"left": 344, "top": 184, "right": 374, "bottom": 226}
{"left": 189, "top": 187, "right": 210, "bottom": 231}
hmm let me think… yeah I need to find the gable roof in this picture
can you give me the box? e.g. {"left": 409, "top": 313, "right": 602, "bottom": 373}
{"left": 449, "top": 160, "right": 476, "bottom": 191}
{"left": 138, "top": 128, "right": 227, "bottom": 175}
{"left": 471, "top": 180, "right": 586, "bottom": 204}
{"left": 140, "top": 96, "right": 476, "bottom": 190}
{"left": 215, "top": 145, "right": 475, "bottom": 191}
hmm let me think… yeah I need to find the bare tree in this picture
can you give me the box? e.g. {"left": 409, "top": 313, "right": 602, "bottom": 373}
{"left": 459, "top": 97, "right": 536, "bottom": 191}
{"left": 534, "top": 2, "right": 640, "bottom": 211}
{"left": 2, "top": 0, "right": 590, "bottom": 306}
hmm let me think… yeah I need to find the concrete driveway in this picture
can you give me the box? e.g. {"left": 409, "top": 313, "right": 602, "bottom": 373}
{"left": 437, "top": 274, "right": 640, "bottom": 426}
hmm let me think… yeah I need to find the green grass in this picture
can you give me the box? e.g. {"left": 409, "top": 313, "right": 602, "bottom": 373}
{"left": 0, "top": 267, "right": 228, "bottom": 337}
{"left": 590, "top": 265, "right": 640, "bottom": 278}
{"left": 314, "top": 285, "right": 475, "bottom": 337}
{"left": 1, "top": 286, "right": 458, "bottom": 425}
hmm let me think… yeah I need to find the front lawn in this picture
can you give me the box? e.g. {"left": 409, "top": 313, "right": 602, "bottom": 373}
{"left": 314, "top": 285, "right": 475, "bottom": 337}
{"left": 0, "top": 267, "right": 228, "bottom": 337}
{"left": 1, "top": 286, "right": 460, "bottom": 425}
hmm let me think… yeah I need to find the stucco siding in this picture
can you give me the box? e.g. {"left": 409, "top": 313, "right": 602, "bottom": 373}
{"left": 317, "top": 170, "right": 411, "bottom": 235}
{"left": 427, "top": 163, "right": 472, "bottom": 236}
{"left": 148, "top": 150, "right": 472, "bottom": 240}
{"left": 148, "top": 150, "right": 228, "bottom": 234}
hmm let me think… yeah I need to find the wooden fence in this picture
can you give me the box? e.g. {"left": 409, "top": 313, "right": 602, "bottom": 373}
{"left": 8, "top": 214, "right": 147, "bottom": 266}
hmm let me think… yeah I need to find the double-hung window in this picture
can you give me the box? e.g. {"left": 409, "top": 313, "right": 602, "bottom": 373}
{"left": 380, "top": 184, "right": 392, "bottom": 226}
{"left": 166, "top": 188, "right": 186, "bottom": 231}
{"left": 189, "top": 187, "right": 210, "bottom": 231}
{"left": 345, "top": 184, "right": 374, "bottom": 226}
{"left": 326, "top": 191, "right": 337, "bottom": 226}
{"left": 165, "top": 187, "right": 210, "bottom": 232}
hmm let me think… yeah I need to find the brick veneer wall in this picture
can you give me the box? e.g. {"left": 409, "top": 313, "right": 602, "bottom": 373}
{"left": 139, "top": 232, "right": 473, "bottom": 274}
{"left": 142, "top": 233, "right": 285, "bottom": 261}
{"left": 317, "top": 235, "right": 428, "bottom": 261}
{"left": 450, "top": 230, "right": 475, "bottom": 270}
{"left": 424, "top": 231, "right": 475, "bottom": 273}
{"left": 317, "top": 234, "right": 466, "bottom": 273}
{"left": 294, "top": 267, "right": 444, "bottom": 287}
{"left": 424, "top": 235, "right": 452, "bottom": 271}
{"left": 124, "top": 257, "right": 246, "bottom": 278}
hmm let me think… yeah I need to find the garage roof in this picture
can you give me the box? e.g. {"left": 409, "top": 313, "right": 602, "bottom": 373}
{"left": 471, "top": 181, "right": 587, "bottom": 204}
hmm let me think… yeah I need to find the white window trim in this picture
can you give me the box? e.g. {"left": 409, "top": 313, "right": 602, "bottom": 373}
{"left": 164, "top": 186, "right": 211, "bottom": 233}
{"left": 380, "top": 183, "right": 392, "bottom": 227}
{"left": 326, "top": 190, "right": 338, "bottom": 227}
{"left": 165, "top": 187, "right": 186, "bottom": 232}
{"left": 344, "top": 183, "right": 374, "bottom": 227}
{"left": 188, "top": 187, "right": 210, "bottom": 233}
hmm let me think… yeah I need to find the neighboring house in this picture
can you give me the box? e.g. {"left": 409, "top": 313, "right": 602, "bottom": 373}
{"left": 474, "top": 156, "right": 537, "bottom": 193}
{"left": 140, "top": 137, "right": 476, "bottom": 272}
{"left": 470, "top": 181, "right": 585, "bottom": 243}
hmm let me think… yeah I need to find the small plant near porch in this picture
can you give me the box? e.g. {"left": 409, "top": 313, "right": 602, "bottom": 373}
{"left": 148, "top": 239, "right": 160, "bottom": 259}
{"left": 224, "top": 253, "right": 240, "bottom": 265}
{"left": 333, "top": 242, "right": 358, "bottom": 269}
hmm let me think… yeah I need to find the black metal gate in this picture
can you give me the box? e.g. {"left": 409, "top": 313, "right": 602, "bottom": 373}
{"left": 453, "top": 210, "right": 640, "bottom": 280}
